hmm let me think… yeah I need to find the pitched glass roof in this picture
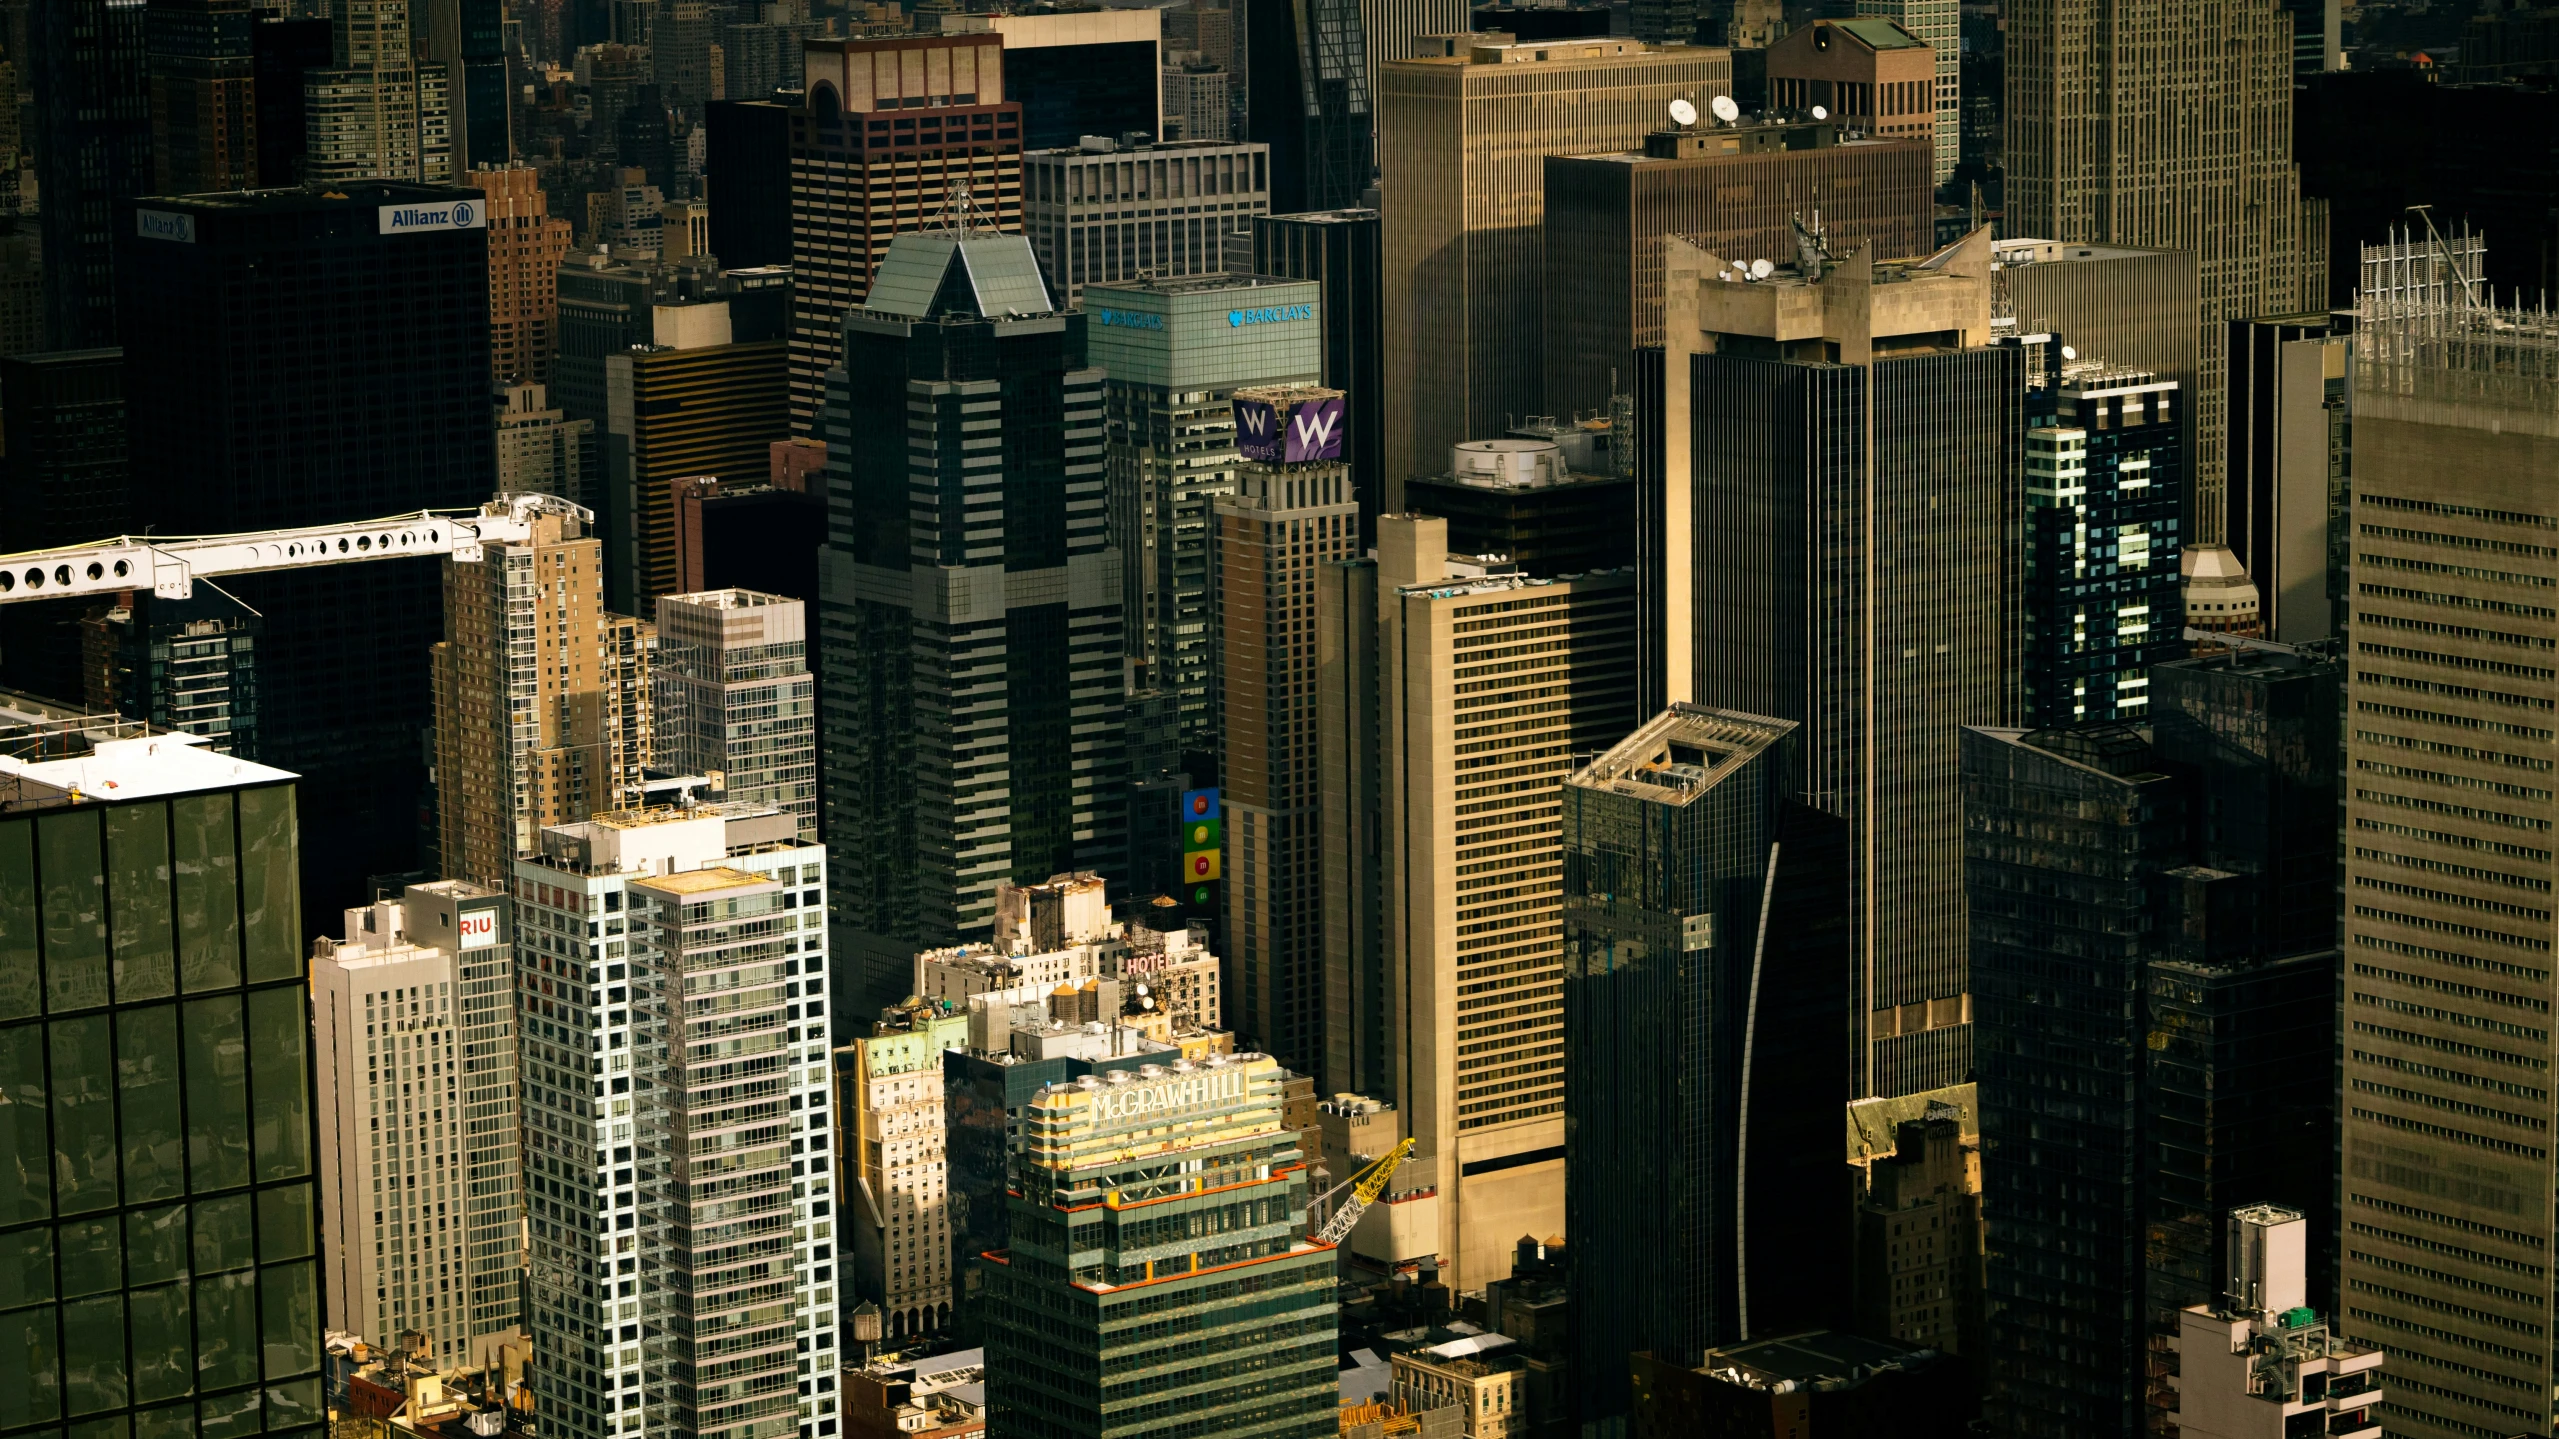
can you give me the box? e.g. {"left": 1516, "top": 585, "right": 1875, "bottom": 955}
{"left": 861, "top": 231, "right": 1057, "bottom": 320}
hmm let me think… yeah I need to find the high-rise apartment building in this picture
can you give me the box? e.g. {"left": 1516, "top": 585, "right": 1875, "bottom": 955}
{"left": 1251, "top": 210, "right": 1383, "bottom": 543}
{"left": 148, "top": 0, "right": 260, "bottom": 193}
{"left": 312, "top": 879, "right": 521, "bottom": 1366}
{"left": 2173, "top": 1208, "right": 2382, "bottom": 1439}
{"left": 116, "top": 182, "right": 495, "bottom": 916}
{"left": 1852, "top": 0, "right": 1958, "bottom": 183}
{"left": 0, "top": 732, "right": 325, "bottom": 1439}
{"left": 838, "top": 1003, "right": 969, "bottom": 1341}
{"left": 1367, "top": 512, "right": 1640, "bottom": 1287}
{"left": 1379, "top": 37, "right": 1729, "bottom": 503}
{"left": 1212, "top": 386, "right": 1358, "bottom": 1073}
{"left": 2333, "top": 238, "right": 2559, "bottom": 1439}
{"left": 2225, "top": 312, "right": 2350, "bottom": 644}
{"left": 511, "top": 801, "right": 837, "bottom": 1439}
{"left": 1543, "top": 118, "right": 1933, "bottom": 419}
{"left": 1664, "top": 230, "right": 2021, "bottom": 1096}
{"left": 473, "top": 163, "right": 573, "bottom": 387}
{"left": 433, "top": 507, "right": 654, "bottom": 891}
{"left": 1852, "top": 1104, "right": 1984, "bottom": 1359}
{"left": 1243, "top": 0, "right": 1372, "bottom": 212}
{"left": 32, "top": 0, "right": 152, "bottom": 348}
{"left": 818, "top": 227, "right": 1126, "bottom": 1014}
{"left": 0, "top": 348, "right": 128, "bottom": 556}
{"left": 303, "top": 0, "right": 454, "bottom": 185}
{"left": 788, "top": 35, "right": 1025, "bottom": 430}
{"left": 654, "top": 589, "right": 816, "bottom": 834}
{"left": 600, "top": 299, "right": 791, "bottom": 613}
{"left": 1560, "top": 705, "right": 1854, "bottom": 1424}
{"left": 982, "top": 1052, "right": 1338, "bottom": 1438}
{"left": 81, "top": 595, "right": 262, "bottom": 754}
{"left": 1021, "top": 136, "right": 1271, "bottom": 303}
{"left": 2005, "top": 0, "right": 2326, "bottom": 544}
{"left": 1085, "top": 273, "right": 1320, "bottom": 753}
{"left": 496, "top": 382, "right": 597, "bottom": 510}
{"left": 1162, "top": 60, "right": 1231, "bottom": 144}
{"left": 2021, "top": 356, "right": 2185, "bottom": 726}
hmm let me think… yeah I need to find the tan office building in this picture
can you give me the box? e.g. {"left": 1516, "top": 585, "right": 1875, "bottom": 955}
{"left": 1378, "top": 37, "right": 1728, "bottom": 506}
{"left": 471, "top": 163, "right": 574, "bottom": 388}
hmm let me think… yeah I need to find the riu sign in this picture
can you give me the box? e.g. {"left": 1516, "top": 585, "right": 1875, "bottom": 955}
{"left": 1235, "top": 392, "right": 1346, "bottom": 465}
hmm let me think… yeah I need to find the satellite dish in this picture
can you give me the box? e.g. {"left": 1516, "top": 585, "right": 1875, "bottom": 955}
{"left": 1669, "top": 98, "right": 1699, "bottom": 127}
{"left": 2061, "top": 345, "right": 2078, "bottom": 360}
{"left": 1718, "top": 268, "right": 1732, "bottom": 281}
{"left": 1711, "top": 95, "right": 1741, "bottom": 124}
{"left": 1811, "top": 104, "right": 1829, "bottom": 121}
{"left": 1750, "top": 258, "right": 1775, "bottom": 280}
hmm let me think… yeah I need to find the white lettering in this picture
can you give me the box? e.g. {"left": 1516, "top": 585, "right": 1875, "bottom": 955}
{"left": 1087, "top": 1067, "right": 1247, "bottom": 1123}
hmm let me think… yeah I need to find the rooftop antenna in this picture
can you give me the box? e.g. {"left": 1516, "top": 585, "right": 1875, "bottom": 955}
{"left": 1710, "top": 94, "right": 1741, "bottom": 125}
{"left": 933, "top": 181, "right": 992, "bottom": 236}
{"left": 1789, "top": 211, "right": 1833, "bottom": 277}
{"left": 1668, "top": 97, "right": 1698, "bottom": 129}
{"left": 2406, "top": 204, "right": 2483, "bottom": 312}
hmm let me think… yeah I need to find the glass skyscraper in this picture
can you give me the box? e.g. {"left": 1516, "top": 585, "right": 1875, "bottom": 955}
{"left": 0, "top": 731, "right": 323, "bottom": 1439}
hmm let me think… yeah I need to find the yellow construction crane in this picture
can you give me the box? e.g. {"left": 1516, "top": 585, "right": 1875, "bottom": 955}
{"left": 1311, "top": 1137, "right": 1415, "bottom": 1246}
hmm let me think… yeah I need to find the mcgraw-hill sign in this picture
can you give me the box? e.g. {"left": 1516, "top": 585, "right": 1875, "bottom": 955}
{"left": 1235, "top": 392, "right": 1346, "bottom": 465}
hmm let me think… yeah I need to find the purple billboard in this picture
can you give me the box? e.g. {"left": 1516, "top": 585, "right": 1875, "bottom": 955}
{"left": 1234, "top": 389, "right": 1347, "bottom": 465}
{"left": 1235, "top": 396, "right": 1283, "bottom": 463}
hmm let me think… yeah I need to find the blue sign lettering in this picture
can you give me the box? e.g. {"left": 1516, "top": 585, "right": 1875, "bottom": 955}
{"left": 1093, "top": 309, "right": 1166, "bottom": 330}
{"left": 1228, "top": 304, "right": 1314, "bottom": 327}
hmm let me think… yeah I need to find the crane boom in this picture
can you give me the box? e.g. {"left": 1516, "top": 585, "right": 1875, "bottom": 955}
{"left": 0, "top": 493, "right": 589, "bottom": 607}
{"left": 1313, "top": 1137, "right": 1415, "bottom": 1247}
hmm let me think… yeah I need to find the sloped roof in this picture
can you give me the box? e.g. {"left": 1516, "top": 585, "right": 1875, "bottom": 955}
{"left": 862, "top": 230, "right": 1057, "bottom": 320}
{"left": 1833, "top": 16, "right": 1927, "bottom": 48}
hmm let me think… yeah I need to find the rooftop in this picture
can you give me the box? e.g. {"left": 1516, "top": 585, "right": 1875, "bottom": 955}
{"left": 1082, "top": 272, "right": 1308, "bottom": 298}
{"left": 657, "top": 587, "right": 800, "bottom": 611}
{"left": 1814, "top": 16, "right": 1928, "bottom": 48}
{"left": 137, "top": 180, "right": 484, "bottom": 213}
{"left": 1567, "top": 703, "right": 1793, "bottom": 806}
{"left": 861, "top": 228, "right": 1056, "bottom": 321}
{"left": 0, "top": 731, "right": 295, "bottom": 805}
{"left": 1698, "top": 1329, "right": 1950, "bottom": 1390}
{"left": 632, "top": 865, "right": 777, "bottom": 898}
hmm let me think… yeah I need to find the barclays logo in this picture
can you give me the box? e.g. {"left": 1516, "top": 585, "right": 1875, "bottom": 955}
{"left": 1229, "top": 304, "right": 1314, "bottom": 327}
{"left": 1094, "top": 309, "right": 1165, "bottom": 330}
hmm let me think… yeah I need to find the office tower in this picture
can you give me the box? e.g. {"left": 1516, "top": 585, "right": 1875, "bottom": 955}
{"left": 669, "top": 472, "right": 826, "bottom": 599}
{"left": 577, "top": 42, "right": 649, "bottom": 165}
{"left": 2331, "top": 238, "right": 2559, "bottom": 1439}
{"left": 586, "top": 166, "right": 667, "bottom": 255}
{"left": 982, "top": 1053, "right": 1337, "bottom": 1438}
{"left": 1767, "top": 19, "right": 1937, "bottom": 149}
{"left": 948, "top": 10, "right": 1161, "bottom": 150}
{"left": 311, "top": 879, "right": 519, "bottom": 1365}
{"left": 838, "top": 1004, "right": 968, "bottom": 1340}
{"left": 1252, "top": 210, "right": 1383, "bottom": 542}
{"left": 1212, "top": 385, "right": 1358, "bottom": 1072}
{"left": 662, "top": 197, "right": 710, "bottom": 262}
{"left": 252, "top": 12, "right": 334, "bottom": 186}
{"left": 1481, "top": 2, "right": 1614, "bottom": 38}
{"left": 1162, "top": 59, "right": 1230, "bottom": 143}
{"left": 472, "top": 164, "right": 571, "bottom": 387}
{"left": 1379, "top": 37, "right": 1729, "bottom": 502}
{"left": 613, "top": 83, "right": 673, "bottom": 191}
{"left": 819, "top": 226, "right": 1126, "bottom": 1013}
{"left": 1630, "top": 1336, "right": 1972, "bottom": 1435}
{"left": 0, "top": 733, "right": 325, "bottom": 1439}
{"left": 600, "top": 297, "right": 791, "bottom": 612}
{"left": 2173, "top": 1209, "right": 2382, "bottom": 1439}
{"left": 495, "top": 382, "right": 596, "bottom": 509}
{"left": 433, "top": 507, "right": 652, "bottom": 890}
{"left": 31, "top": 0, "right": 151, "bottom": 349}
{"left": 1543, "top": 116, "right": 1933, "bottom": 419}
{"left": 1561, "top": 706, "right": 1854, "bottom": 1424}
{"left": 2005, "top": 0, "right": 2324, "bottom": 549}
{"left": 1852, "top": 0, "right": 1956, "bottom": 183}
{"left": 1316, "top": 552, "right": 1386, "bottom": 1098}
{"left": 1085, "top": 273, "right": 1319, "bottom": 752}
{"left": 1367, "top": 512, "right": 1638, "bottom": 1287}
{"left": 652, "top": 1, "right": 721, "bottom": 108}
{"left": 511, "top": 802, "right": 837, "bottom": 1439}
{"left": 147, "top": 0, "right": 259, "bottom": 193}
{"left": 1663, "top": 231, "right": 2020, "bottom": 1095}
{"left": 553, "top": 245, "right": 724, "bottom": 427}
{"left": 721, "top": 14, "right": 815, "bottom": 104}
{"left": 0, "top": 226, "right": 40, "bottom": 358}
{"left": 1244, "top": 0, "right": 1372, "bottom": 213}
{"left": 2225, "top": 312, "right": 2349, "bottom": 643}
{"left": 116, "top": 182, "right": 494, "bottom": 915}
{"left": 0, "top": 349, "right": 127, "bottom": 557}
{"left": 416, "top": 0, "right": 509, "bottom": 169}
{"left": 788, "top": 35, "right": 1024, "bottom": 432}
{"left": 1405, "top": 433, "right": 1639, "bottom": 577}
{"left": 1852, "top": 1104, "right": 1983, "bottom": 1357}
{"left": 303, "top": 0, "right": 454, "bottom": 185}
{"left": 704, "top": 98, "right": 791, "bottom": 266}
{"left": 1357, "top": 0, "right": 1467, "bottom": 127}
{"left": 653, "top": 589, "right": 816, "bottom": 833}
{"left": 1022, "top": 136, "right": 1271, "bottom": 303}
{"left": 2021, "top": 359, "right": 2185, "bottom": 726}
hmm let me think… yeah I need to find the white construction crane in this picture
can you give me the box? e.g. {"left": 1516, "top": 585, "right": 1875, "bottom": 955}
{"left": 1311, "top": 1137, "right": 1416, "bottom": 1247}
{"left": 0, "top": 492, "right": 589, "bottom": 607}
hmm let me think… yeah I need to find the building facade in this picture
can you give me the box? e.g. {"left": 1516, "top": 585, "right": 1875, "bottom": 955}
{"left": 32, "top": 0, "right": 151, "bottom": 348}
{"left": 147, "top": 0, "right": 260, "bottom": 193}
{"left": 1242, "top": 0, "right": 1373, "bottom": 213}
{"left": 838, "top": 1006, "right": 970, "bottom": 1341}
{"left": 1022, "top": 137, "right": 1271, "bottom": 303}
{"left": 495, "top": 382, "right": 596, "bottom": 511}
{"left": 1251, "top": 210, "right": 1383, "bottom": 544}
{"left": 2172, "top": 1208, "right": 2382, "bottom": 1439}
{"left": 2022, "top": 359, "right": 2185, "bottom": 726}
{"left": 312, "top": 879, "right": 520, "bottom": 1365}
{"left": 1854, "top": 0, "right": 1959, "bottom": 182}
{"left": 472, "top": 164, "right": 574, "bottom": 387}
{"left": 302, "top": 0, "right": 453, "bottom": 185}
{"left": 1766, "top": 19, "right": 1938, "bottom": 149}
{"left": 600, "top": 304, "right": 791, "bottom": 613}
{"left": 2224, "top": 312, "right": 2350, "bottom": 644}
{"left": 653, "top": 589, "right": 817, "bottom": 835}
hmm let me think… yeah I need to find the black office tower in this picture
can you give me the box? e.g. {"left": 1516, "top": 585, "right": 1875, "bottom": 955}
{"left": 458, "top": 0, "right": 510, "bottom": 167}
{"left": 1563, "top": 705, "right": 1854, "bottom": 1425}
{"left": 32, "top": 0, "right": 153, "bottom": 349}
{"left": 115, "top": 183, "right": 496, "bottom": 926}
{"left": 0, "top": 348, "right": 129, "bottom": 707}
{"left": 251, "top": 14, "right": 333, "bottom": 187}
{"left": 1244, "top": 0, "right": 1373, "bottom": 214}
{"left": 705, "top": 99, "right": 792, "bottom": 269}
{"left": 1251, "top": 209, "right": 1381, "bottom": 542}
{"left": 817, "top": 228, "right": 1127, "bottom": 1014}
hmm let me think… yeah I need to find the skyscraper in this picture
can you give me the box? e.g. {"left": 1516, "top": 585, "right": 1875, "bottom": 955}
{"left": 2224, "top": 311, "right": 2350, "bottom": 644}
{"left": 837, "top": 1001, "right": 970, "bottom": 1342}
{"left": 1020, "top": 137, "right": 1272, "bottom": 304}
{"left": 653, "top": 589, "right": 817, "bottom": 835}
{"left": 1212, "top": 385, "right": 1358, "bottom": 1074}
{"left": 1665, "top": 230, "right": 2021, "bottom": 1096}
{"left": 2005, "top": 0, "right": 2326, "bottom": 546}
{"left": 147, "top": 0, "right": 260, "bottom": 193}
{"left": 1370, "top": 511, "right": 1640, "bottom": 1287}
{"left": 949, "top": 10, "right": 1163, "bottom": 150}
{"left": 117, "top": 182, "right": 496, "bottom": 916}
{"left": 1084, "top": 272, "right": 1320, "bottom": 755}
{"left": 1378, "top": 37, "right": 1728, "bottom": 503}
{"left": 495, "top": 383, "right": 596, "bottom": 510}
{"left": 303, "top": 0, "right": 454, "bottom": 184}
{"left": 31, "top": 0, "right": 152, "bottom": 348}
{"left": 788, "top": 35, "right": 1025, "bottom": 431}
{"left": 511, "top": 801, "right": 838, "bottom": 1439}
{"left": 981, "top": 1052, "right": 1338, "bottom": 1438}
{"left": 1356, "top": 0, "right": 1467, "bottom": 130}
{"left": 1244, "top": 0, "right": 1373, "bottom": 213}
{"left": 1561, "top": 705, "right": 1854, "bottom": 1425}
{"left": 818, "top": 226, "right": 1126, "bottom": 1014}
{"left": 0, "top": 731, "right": 324, "bottom": 1439}
{"left": 311, "top": 879, "right": 521, "bottom": 1365}
{"left": 1853, "top": 0, "right": 1958, "bottom": 183}
{"left": 473, "top": 163, "right": 573, "bottom": 387}
{"left": 432, "top": 506, "right": 653, "bottom": 891}
{"left": 1251, "top": 210, "right": 1383, "bottom": 543}
{"left": 1316, "top": 552, "right": 1387, "bottom": 1099}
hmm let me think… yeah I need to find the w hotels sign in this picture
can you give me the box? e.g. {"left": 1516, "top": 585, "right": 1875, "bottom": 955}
{"left": 1234, "top": 388, "right": 1347, "bottom": 465}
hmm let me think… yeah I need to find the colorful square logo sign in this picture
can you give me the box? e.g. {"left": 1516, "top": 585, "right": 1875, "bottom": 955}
{"left": 1184, "top": 819, "right": 1222, "bottom": 852}
{"left": 1187, "top": 849, "right": 1223, "bottom": 882}
{"left": 1181, "top": 788, "right": 1220, "bottom": 823}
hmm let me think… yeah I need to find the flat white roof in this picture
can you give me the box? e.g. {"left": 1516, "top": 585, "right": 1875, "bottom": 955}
{"left": 0, "top": 732, "right": 296, "bottom": 802}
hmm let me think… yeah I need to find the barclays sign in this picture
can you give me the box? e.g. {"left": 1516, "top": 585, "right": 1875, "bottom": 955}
{"left": 1093, "top": 308, "right": 1166, "bottom": 330}
{"left": 1229, "top": 304, "right": 1315, "bottom": 327}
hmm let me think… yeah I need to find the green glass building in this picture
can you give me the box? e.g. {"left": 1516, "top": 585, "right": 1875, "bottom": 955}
{"left": 0, "top": 732, "right": 321, "bottom": 1439}
{"left": 981, "top": 1051, "right": 1336, "bottom": 1439}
